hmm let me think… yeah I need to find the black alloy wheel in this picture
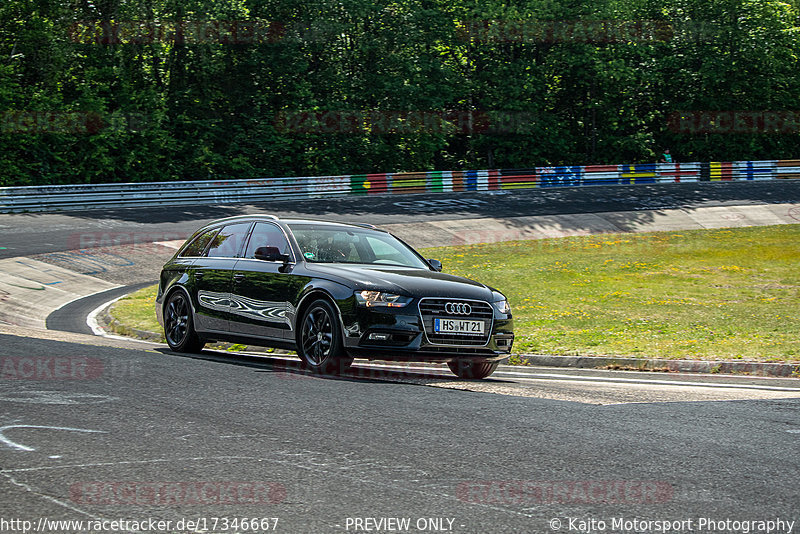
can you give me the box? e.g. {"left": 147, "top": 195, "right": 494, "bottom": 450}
{"left": 298, "top": 299, "right": 353, "bottom": 374}
{"left": 164, "top": 290, "right": 205, "bottom": 353}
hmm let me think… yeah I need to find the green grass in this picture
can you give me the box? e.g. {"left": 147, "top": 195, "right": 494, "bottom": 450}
{"left": 110, "top": 284, "right": 161, "bottom": 336}
{"left": 420, "top": 224, "right": 800, "bottom": 362}
{"left": 109, "top": 225, "right": 800, "bottom": 362}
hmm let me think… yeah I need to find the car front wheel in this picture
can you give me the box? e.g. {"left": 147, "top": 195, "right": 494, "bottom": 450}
{"left": 164, "top": 290, "right": 205, "bottom": 353}
{"left": 447, "top": 360, "right": 499, "bottom": 379}
{"left": 297, "top": 299, "right": 353, "bottom": 374}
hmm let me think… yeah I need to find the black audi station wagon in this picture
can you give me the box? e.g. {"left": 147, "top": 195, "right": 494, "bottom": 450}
{"left": 156, "top": 215, "right": 514, "bottom": 379}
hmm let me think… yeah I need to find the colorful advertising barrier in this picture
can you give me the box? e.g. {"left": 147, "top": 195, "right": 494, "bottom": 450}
{"left": 1, "top": 159, "right": 799, "bottom": 212}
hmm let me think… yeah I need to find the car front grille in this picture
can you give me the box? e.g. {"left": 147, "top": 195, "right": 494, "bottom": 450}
{"left": 418, "top": 298, "right": 493, "bottom": 346}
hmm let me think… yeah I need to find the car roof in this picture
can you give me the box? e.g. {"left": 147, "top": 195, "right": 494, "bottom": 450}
{"left": 194, "top": 215, "right": 385, "bottom": 232}
{"left": 281, "top": 219, "right": 381, "bottom": 230}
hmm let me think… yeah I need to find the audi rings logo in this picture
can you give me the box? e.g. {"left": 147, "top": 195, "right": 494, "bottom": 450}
{"left": 445, "top": 302, "right": 472, "bottom": 315}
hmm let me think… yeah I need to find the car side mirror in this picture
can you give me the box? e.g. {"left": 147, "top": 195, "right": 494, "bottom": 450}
{"left": 427, "top": 259, "right": 442, "bottom": 272}
{"left": 255, "top": 246, "right": 290, "bottom": 263}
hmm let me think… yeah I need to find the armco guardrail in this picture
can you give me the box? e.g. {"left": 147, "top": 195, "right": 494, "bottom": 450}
{"left": 1, "top": 159, "right": 798, "bottom": 213}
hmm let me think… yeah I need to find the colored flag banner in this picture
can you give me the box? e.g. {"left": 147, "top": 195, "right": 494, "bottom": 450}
{"left": 776, "top": 159, "right": 800, "bottom": 179}
{"left": 499, "top": 168, "right": 539, "bottom": 189}
{"left": 699, "top": 162, "right": 734, "bottom": 181}
{"left": 656, "top": 162, "right": 700, "bottom": 183}
{"left": 621, "top": 164, "right": 657, "bottom": 184}
{"left": 583, "top": 165, "right": 620, "bottom": 185}
{"left": 733, "top": 161, "right": 776, "bottom": 181}
{"left": 538, "top": 166, "right": 581, "bottom": 187}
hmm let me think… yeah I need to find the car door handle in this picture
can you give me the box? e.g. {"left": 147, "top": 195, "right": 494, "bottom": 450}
{"left": 233, "top": 273, "right": 245, "bottom": 283}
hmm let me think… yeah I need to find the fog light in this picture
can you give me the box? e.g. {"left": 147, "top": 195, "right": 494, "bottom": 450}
{"left": 368, "top": 333, "right": 391, "bottom": 341}
{"left": 496, "top": 336, "right": 513, "bottom": 348}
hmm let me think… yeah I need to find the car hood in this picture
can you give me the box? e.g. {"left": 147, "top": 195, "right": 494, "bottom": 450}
{"left": 304, "top": 263, "right": 496, "bottom": 300}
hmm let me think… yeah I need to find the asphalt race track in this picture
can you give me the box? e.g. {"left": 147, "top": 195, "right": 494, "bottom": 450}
{"left": 2, "top": 327, "right": 800, "bottom": 533}
{"left": 1, "top": 182, "right": 800, "bottom": 533}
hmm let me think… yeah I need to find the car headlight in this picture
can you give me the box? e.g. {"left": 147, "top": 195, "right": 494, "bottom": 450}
{"left": 492, "top": 298, "right": 511, "bottom": 315}
{"left": 355, "top": 290, "right": 412, "bottom": 308}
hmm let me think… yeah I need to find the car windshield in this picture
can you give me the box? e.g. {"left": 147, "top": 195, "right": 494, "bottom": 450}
{"left": 287, "top": 223, "right": 430, "bottom": 269}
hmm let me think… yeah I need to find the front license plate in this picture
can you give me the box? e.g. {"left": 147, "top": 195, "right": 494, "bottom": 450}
{"left": 434, "top": 318, "right": 484, "bottom": 335}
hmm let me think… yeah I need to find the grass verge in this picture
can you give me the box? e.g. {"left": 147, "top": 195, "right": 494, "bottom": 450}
{"left": 108, "top": 284, "right": 164, "bottom": 342}
{"left": 108, "top": 224, "right": 800, "bottom": 362}
{"left": 421, "top": 224, "right": 800, "bottom": 362}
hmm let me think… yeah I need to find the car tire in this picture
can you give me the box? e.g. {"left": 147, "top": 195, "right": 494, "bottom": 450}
{"left": 297, "top": 299, "right": 353, "bottom": 374}
{"left": 164, "top": 290, "right": 205, "bottom": 353}
{"left": 447, "top": 360, "right": 499, "bottom": 379}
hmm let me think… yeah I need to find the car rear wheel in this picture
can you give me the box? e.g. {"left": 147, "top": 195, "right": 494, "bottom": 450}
{"left": 447, "top": 360, "right": 498, "bottom": 379}
{"left": 164, "top": 290, "right": 205, "bottom": 353}
{"left": 298, "top": 299, "right": 353, "bottom": 374}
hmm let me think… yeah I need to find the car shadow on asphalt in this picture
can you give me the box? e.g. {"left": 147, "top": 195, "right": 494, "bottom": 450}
{"left": 150, "top": 347, "right": 508, "bottom": 385}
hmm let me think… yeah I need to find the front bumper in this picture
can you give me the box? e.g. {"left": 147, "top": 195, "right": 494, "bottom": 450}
{"left": 339, "top": 299, "right": 514, "bottom": 363}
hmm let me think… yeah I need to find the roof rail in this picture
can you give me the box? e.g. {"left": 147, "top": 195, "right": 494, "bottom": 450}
{"left": 222, "top": 214, "right": 279, "bottom": 221}
{"left": 350, "top": 222, "right": 378, "bottom": 230}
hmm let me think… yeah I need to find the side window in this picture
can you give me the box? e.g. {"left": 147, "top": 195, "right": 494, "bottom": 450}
{"left": 206, "top": 222, "right": 252, "bottom": 258}
{"left": 180, "top": 229, "right": 218, "bottom": 257}
{"left": 244, "top": 223, "right": 292, "bottom": 259}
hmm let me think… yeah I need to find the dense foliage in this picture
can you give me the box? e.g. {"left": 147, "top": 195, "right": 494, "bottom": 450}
{"left": 1, "top": 0, "right": 798, "bottom": 185}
